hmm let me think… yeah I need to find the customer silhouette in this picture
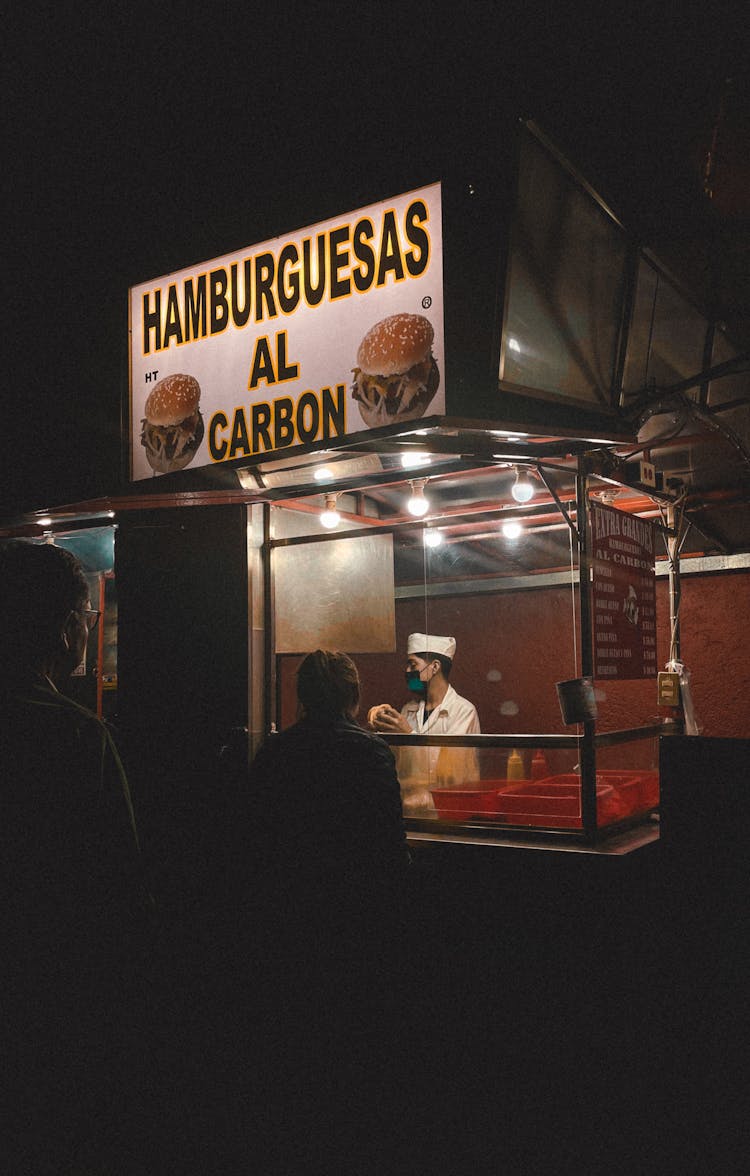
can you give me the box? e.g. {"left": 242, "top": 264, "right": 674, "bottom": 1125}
{"left": 0, "top": 540, "right": 149, "bottom": 1171}
{"left": 247, "top": 649, "right": 409, "bottom": 891}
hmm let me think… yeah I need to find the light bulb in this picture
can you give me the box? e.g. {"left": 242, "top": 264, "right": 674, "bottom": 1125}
{"left": 320, "top": 493, "right": 341, "bottom": 529}
{"left": 502, "top": 520, "right": 523, "bottom": 539}
{"left": 400, "top": 451, "right": 431, "bottom": 470}
{"left": 423, "top": 528, "right": 443, "bottom": 548}
{"left": 314, "top": 466, "right": 334, "bottom": 482}
{"left": 407, "top": 478, "right": 430, "bottom": 516}
{"left": 37, "top": 516, "right": 52, "bottom": 526}
{"left": 511, "top": 468, "right": 535, "bottom": 504}
{"left": 596, "top": 488, "right": 620, "bottom": 506}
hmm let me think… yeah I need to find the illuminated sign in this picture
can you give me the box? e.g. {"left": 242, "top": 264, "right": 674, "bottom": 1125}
{"left": 128, "top": 184, "right": 444, "bottom": 480}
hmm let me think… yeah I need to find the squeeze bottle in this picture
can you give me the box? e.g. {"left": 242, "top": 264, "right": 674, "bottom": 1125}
{"left": 436, "top": 746, "right": 455, "bottom": 788}
{"left": 506, "top": 748, "right": 524, "bottom": 781}
{"left": 531, "top": 749, "right": 549, "bottom": 780}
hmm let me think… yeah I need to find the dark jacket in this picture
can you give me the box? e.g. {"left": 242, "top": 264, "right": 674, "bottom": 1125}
{"left": 1, "top": 674, "right": 146, "bottom": 949}
{"left": 1, "top": 675, "right": 153, "bottom": 1169}
{"left": 246, "top": 714, "right": 410, "bottom": 887}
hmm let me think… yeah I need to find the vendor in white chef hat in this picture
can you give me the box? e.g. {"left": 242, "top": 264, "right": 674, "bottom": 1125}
{"left": 368, "top": 633, "right": 481, "bottom": 813}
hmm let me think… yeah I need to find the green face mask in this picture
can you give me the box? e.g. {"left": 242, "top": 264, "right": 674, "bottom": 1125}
{"left": 405, "top": 670, "right": 428, "bottom": 696}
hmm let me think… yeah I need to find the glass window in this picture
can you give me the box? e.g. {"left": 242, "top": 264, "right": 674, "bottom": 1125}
{"left": 500, "top": 133, "right": 628, "bottom": 406}
{"left": 267, "top": 462, "right": 591, "bottom": 827}
{"left": 622, "top": 259, "right": 709, "bottom": 398}
{"left": 709, "top": 328, "right": 750, "bottom": 449}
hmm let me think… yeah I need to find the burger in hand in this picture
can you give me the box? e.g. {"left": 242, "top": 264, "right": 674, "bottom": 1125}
{"left": 140, "top": 373, "right": 205, "bottom": 474}
{"left": 352, "top": 313, "right": 439, "bottom": 428}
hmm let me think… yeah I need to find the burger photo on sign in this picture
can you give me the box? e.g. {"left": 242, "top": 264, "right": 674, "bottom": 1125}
{"left": 140, "top": 373, "right": 205, "bottom": 474}
{"left": 351, "top": 313, "right": 439, "bottom": 428}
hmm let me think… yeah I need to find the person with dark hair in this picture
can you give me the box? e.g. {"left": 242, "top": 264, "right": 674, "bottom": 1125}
{"left": 0, "top": 540, "right": 143, "bottom": 908}
{"left": 0, "top": 540, "right": 150, "bottom": 1170}
{"left": 247, "top": 649, "right": 409, "bottom": 886}
{"left": 194, "top": 657, "right": 407, "bottom": 1168}
{"left": 2, "top": 537, "right": 95, "bottom": 676}
{"left": 368, "top": 632, "right": 480, "bottom": 812}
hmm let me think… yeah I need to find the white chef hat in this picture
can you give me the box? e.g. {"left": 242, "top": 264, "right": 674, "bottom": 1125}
{"left": 407, "top": 632, "right": 457, "bottom": 660}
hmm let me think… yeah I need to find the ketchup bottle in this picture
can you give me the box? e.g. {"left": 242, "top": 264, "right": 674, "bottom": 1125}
{"left": 530, "top": 750, "right": 549, "bottom": 780}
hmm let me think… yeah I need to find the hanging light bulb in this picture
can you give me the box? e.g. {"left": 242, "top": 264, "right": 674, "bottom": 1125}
{"left": 407, "top": 478, "right": 430, "bottom": 517}
{"left": 400, "top": 450, "right": 431, "bottom": 470}
{"left": 596, "top": 487, "right": 620, "bottom": 506}
{"left": 423, "top": 528, "right": 443, "bottom": 548}
{"left": 511, "top": 467, "right": 535, "bottom": 504}
{"left": 320, "top": 492, "right": 341, "bottom": 529}
{"left": 502, "top": 520, "right": 523, "bottom": 539}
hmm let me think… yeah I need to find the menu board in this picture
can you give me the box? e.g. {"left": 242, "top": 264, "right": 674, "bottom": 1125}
{"left": 591, "top": 502, "right": 657, "bottom": 679}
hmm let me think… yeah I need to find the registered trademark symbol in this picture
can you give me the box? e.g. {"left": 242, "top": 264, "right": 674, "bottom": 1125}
{"left": 422, "top": 296, "right": 432, "bottom": 309}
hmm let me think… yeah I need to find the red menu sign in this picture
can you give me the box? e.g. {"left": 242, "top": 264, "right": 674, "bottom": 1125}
{"left": 591, "top": 502, "right": 657, "bottom": 679}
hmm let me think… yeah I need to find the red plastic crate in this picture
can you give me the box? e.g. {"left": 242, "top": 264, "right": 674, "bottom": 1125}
{"left": 430, "top": 782, "right": 503, "bottom": 821}
{"left": 495, "top": 772, "right": 659, "bottom": 827}
{"left": 604, "top": 769, "right": 660, "bottom": 814}
{"left": 494, "top": 776, "right": 619, "bottom": 828}
{"left": 431, "top": 771, "right": 660, "bottom": 825}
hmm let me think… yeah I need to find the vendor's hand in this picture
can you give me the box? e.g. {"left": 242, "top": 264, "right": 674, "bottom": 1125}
{"left": 367, "top": 705, "right": 384, "bottom": 729}
{"left": 368, "top": 704, "right": 412, "bottom": 734}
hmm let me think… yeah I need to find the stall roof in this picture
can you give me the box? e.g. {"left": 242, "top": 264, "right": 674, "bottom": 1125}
{"left": 2, "top": 413, "right": 747, "bottom": 570}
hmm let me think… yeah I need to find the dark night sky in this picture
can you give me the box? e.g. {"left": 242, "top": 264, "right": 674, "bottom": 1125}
{"left": 4, "top": 4, "right": 749, "bottom": 513}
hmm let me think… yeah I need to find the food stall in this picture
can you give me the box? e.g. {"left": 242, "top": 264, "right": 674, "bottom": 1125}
{"left": 4, "top": 119, "right": 749, "bottom": 855}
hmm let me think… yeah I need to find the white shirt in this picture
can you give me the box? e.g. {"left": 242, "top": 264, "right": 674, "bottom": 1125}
{"left": 396, "top": 685, "right": 481, "bottom": 812}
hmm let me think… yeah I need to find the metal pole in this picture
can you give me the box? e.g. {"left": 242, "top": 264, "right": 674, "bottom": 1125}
{"left": 664, "top": 502, "right": 687, "bottom": 734}
{"left": 262, "top": 502, "right": 276, "bottom": 736}
{"left": 666, "top": 502, "right": 682, "bottom": 665}
{"left": 576, "top": 465, "right": 598, "bottom": 838}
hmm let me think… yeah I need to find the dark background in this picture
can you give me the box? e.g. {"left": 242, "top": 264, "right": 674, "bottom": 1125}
{"left": 5, "top": 4, "right": 749, "bottom": 513}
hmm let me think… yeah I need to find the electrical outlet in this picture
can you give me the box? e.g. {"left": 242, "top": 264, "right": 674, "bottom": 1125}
{"left": 639, "top": 459, "right": 656, "bottom": 487}
{"left": 657, "top": 671, "right": 681, "bottom": 706}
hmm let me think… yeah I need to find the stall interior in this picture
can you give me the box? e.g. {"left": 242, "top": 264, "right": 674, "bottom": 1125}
{"left": 0, "top": 448, "right": 669, "bottom": 840}
{"left": 258, "top": 443, "right": 665, "bottom": 836}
